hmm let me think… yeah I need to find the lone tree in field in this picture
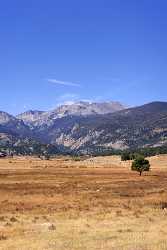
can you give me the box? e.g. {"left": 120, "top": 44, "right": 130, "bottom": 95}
{"left": 131, "top": 155, "right": 150, "bottom": 176}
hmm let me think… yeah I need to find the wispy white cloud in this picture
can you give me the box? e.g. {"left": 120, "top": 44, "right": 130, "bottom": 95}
{"left": 58, "top": 93, "right": 79, "bottom": 101}
{"left": 47, "top": 78, "right": 81, "bottom": 87}
{"left": 55, "top": 93, "right": 79, "bottom": 106}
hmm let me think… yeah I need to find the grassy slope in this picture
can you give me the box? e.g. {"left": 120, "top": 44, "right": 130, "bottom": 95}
{"left": 0, "top": 155, "right": 166, "bottom": 249}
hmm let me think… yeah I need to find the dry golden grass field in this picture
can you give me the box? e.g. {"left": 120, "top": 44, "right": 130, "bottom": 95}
{"left": 0, "top": 155, "right": 167, "bottom": 249}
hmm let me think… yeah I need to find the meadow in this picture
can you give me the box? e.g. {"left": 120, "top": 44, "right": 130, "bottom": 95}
{"left": 0, "top": 155, "right": 166, "bottom": 249}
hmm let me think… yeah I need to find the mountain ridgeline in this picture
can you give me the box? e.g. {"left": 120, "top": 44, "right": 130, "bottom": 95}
{"left": 0, "top": 101, "right": 167, "bottom": 155}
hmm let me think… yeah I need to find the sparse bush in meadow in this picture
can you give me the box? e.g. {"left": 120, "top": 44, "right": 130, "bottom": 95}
{"left": 72, "top": 156, "right": 81, "bottom": 161}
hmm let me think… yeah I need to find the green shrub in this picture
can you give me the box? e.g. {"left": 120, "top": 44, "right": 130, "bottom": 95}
{"left": 131, "top": 155, "right": 150, "bottom": 176}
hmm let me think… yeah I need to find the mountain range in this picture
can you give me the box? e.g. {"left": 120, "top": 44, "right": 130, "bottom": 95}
{"left": 0, "top": 101, "right": 167, "bottom": 155}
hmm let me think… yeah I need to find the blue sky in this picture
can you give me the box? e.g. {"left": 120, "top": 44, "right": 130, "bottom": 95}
{"left": 0, "top": 0, "right": 167, "bottom": 114}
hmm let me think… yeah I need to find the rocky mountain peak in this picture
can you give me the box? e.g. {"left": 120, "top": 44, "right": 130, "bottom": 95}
{"left": 0, "top": 111, "right": 16, "bottom": 124}
{"left": 17, "top": 110, "right": 45, "bottom": 124}
{"left": 1, "top": 101, "right": 167, "bottom": 154}
{"left": 53, "top": 100, "right": 126, "bottom": 116}
{"left": 16, "top": 100, "right": 126, "bottom": 126}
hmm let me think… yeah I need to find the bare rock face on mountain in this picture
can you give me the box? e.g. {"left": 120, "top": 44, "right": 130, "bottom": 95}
{"left": 1, "top": 101, "right": 125, "bottom": 149}
{"left": 17, "top": 110, "right": 45, "bottom": 124}
{"left": 27, "top": 101, "right": 167, "bottom": 153}
{"left": 0, "top": 111, "right": 34, "bottom": 147}
{"left": 1, "top": 101, "right": 167, "bottom": 155}
{"left": 54, "top": 101, "right": 125, "bottom": 117}
{"left": 16, "top": 101, "right": 125, "bottom": 127}
{"left": 0, "top": 111, "right": 34, "bottom": 150}
{"left": 0, "top": 111, "right": 60, "bottom": 155}
{"left": 0, "top": 111, "right": 30, "bottom": 136}
{"left": 0, "top": 111, "right": 16, "bottom": 124}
